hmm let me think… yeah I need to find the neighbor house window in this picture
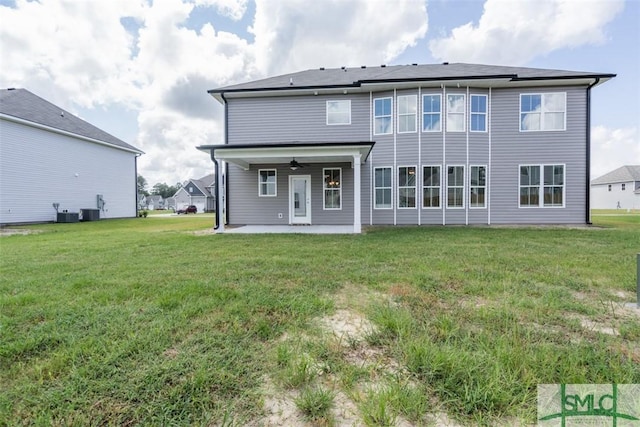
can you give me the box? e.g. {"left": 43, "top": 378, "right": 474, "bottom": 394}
{"left": 398, "top": 95, "right": 417, "bottom": 133}
{"left": 447, "top": 94, "right": 465, "bottom": 132}
{"left": 398, "top": 166, "right": 417, "bottom": 208}
{"left": 323, "top": 168, "right": 341, "bottom": 209}
{"left": 520, "top": 93, "right": 566, "bottom": 131}
{"left": 374, "top": 167, "right": 392, "bottom": 209}
{"left": 608, "top": 184, "right": 612, "bottom": 191}
{"left": 422, "top": 94, "right": 441, "bottom": 132}
{"left": 520, "top": 164, "right": 564, "bottom": 207}
{"left": 258, "top": 169, "right": 276, "bottom": 197}
{"left": 622, "top": 183, "right": 626, "bottom": 191}
{"left": 326, "top": 100, "right": 351, "bottom": 125}
{"left": 189, "top": 186, "right": 193, "bottom": 193}
{"left": 373, "top": 97, "right": 392, "bottom": 135}
{"left": 470, "top": 95, "right": 487, "bottom": 132}
{"left": 470, "top": 166, "right": 487, "bottom": 208}
{"left": 447, "top": 166, "right": 464, "bottom": 208}
{"left": 422, "top": 166, "right": 441, "bottom": 208}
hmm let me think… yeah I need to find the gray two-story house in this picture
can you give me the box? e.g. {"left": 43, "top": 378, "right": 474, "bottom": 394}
{"left": 198, "top": 63, "right": 614, "bottom": 233}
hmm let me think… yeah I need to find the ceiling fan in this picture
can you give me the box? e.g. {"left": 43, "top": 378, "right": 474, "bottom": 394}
{"left": 289, "top": 158, "right": 308, "bottom": 170}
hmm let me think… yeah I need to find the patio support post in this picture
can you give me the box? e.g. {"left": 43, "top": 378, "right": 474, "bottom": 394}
{"left": 353, "top": 153, "right": 362, "bottom": 233}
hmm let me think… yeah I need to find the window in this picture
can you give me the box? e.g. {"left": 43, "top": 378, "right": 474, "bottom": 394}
{"left": 422, "top": 166, "right": 441, "bottom": 208}
{"left": 189, "top": 186, "right": 193, "bottom": 193}
{"left": 520, "top": 93, "right": 566, "bottom": 131}
{"left": 622, "top": 183, "right": 626, "bottom": 191}
{"left": 608, "top": 184, "right": 612, "bottom": 192}
{"left": 326, "top": 100, "right": 351, "bottom": 125}
{"left": 397, "top": 95, "right": 417, "bottom": 133}
{"left": 422, "top": 94, "right": 441, "bottom": 132}
{"left": 470, "top": 95, "right": 487, "bottom": 132}
{"left": 258, "top": 169, "right": 277, "bottom": 197}
{"left": 374, "top": 167, "right": 392, "bottom": 209}
{"left": 323, "top": 168, "right": 341, "bottom": 209}
{"left": 520, "top": 165, "right": 564, "bottom": 207}
{"left": 447, "top": 94, "right": 465, "bottom": 132}
{"left": 373, "top": 97, "right": 392, "bottom": 135}
{"left": 447, "top": 166, "right": 464, "bottom": 208}
{"left": 470, "top": 166, "right": 486, "bottom": 208}
{"left": 398, "top": 166, "right": 417, "bottom": 208}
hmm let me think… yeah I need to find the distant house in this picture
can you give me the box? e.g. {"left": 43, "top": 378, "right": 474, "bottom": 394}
{"left": 172, "top": 174, "right": 215, "bottom": 213}
{"left": 145, "top": 195, "right": 164, "bottom": 210}
{"left": 0, "top": 88, "right": 143, "bottom": 225}
{"left": 591, "top": 165, "right": 640, "bottom": 210}
{"left": 198, "top": 63, "right": 615, "bottom": 232}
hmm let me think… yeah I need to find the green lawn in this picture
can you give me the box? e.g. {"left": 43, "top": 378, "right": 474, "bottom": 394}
{"left": 1, "top": 215, "right": 638, "bottom": 425}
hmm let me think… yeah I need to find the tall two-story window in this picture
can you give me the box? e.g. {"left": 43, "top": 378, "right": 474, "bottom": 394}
{"left": 373, "top": 97, "right": 392, "bottom": 135}
{"left": 470, "top": 166, "right": 487, "bottom": 208}
{"left": 397, "top": 95, "right": 417, "bottom": 133}
{"left": 323, "top": 168, "right": 341, "bottom": 209}
{"left": 422, "top": 166, "right": 440, "bottom": 208}
{"left": 422, "top": 94, "right": 441, "bottom": 132}
{"left": 326, "top": 100, "right": 351, "bottom": 125}
{"left": 374, "top": 167, "right": 392, "bottom": 209}
{"left": 447, "top": 166, "right": 464, "bottom": 208}
{"left": 447, "top": 94, "right": 465, "bottom": 132}
{"left": 520, "top": 165, "right": 565, "bottom": 207}
{"left": 470, "top": 95, "right": 487, "bottom": 132}
{"left": 520, "top": 93, "right": 566, "bottom": 131}
{"left": 398, "top": 166, "right": 417, "bottom": 208}
{"left": 258, "top": 169, "right": 277, "bottom": 197}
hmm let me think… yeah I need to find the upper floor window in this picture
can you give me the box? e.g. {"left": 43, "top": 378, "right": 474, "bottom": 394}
{"left": 373, "top": 97, "right": 392, "bottom": 135}
{"left": 398, "top": 95, "right": 417, "bottom": 133}
{"left": 422, "top": 94, "right": 441, "bottom": 132}
{"left": 423, "top": 166, "right": 441, "bottom": 208}
{"left": 189, "top": 186, "right": 193, "bottom": 193}
{"left": 258, "top": 169, "right": 277, "bottom": 197}
{"left": 608, "top": 184, "right": 612, "bottom": 191}
{"left": 326, "top": 100, "right": 351, "bottom": 125}
{"left": 520, "top": 93, "right": 566, "bottom": 131}
{"left": 398, "top": 166, "right": 417, "bottom": 208}
{"left": 323, "top": 168, "right": 341, "bottom": 210}
{"left": 622, "top": 183, "right": 626, "bottom": 191}
{"left": 470, "top": 95, "right": 487, "bottom": 132}
{"left": 447, "top": 94, "right": 465, "bottom": 132}
{"left": 374, "top": 167, "right": 392, "bottom": 209}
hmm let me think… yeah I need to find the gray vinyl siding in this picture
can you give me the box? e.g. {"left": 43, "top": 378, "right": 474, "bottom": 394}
{"left": 0, "top": 118, "right": 137, "bottom": 225}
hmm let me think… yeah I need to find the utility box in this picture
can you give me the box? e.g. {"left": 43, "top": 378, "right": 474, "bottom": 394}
{"left": 57, "top": 212, "right": 79, "bottom": 223}
{"left": 81, "top": 209, "right": 100, "bottom": 221}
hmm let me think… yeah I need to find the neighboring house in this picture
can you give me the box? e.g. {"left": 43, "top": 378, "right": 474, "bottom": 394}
{"left": 0, "top": 88, "right": 143, "bottom": 225}
{"left": 590, "top": 165, "right": 640, "bottom": 210}
{"left": 145, "top": 195, "right": 164, "bottom": 210}
{"left": 172, "top": 174, "right": 215, "bottom": 212}
{"left": 198, "top": 63, "right": 615, "bottom": 233}
{"left": 165, "top": 197, "right": 176, "bottom": 211}
{"left": 138, "top": 194, "right": 147, "bottom": 210}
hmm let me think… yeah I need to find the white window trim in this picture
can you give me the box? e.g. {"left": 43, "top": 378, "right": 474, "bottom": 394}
{"left": 446, "top": 94, "right": 466, "bottom": 133}
{"left": 518, "top": 164, "right": 566, "bottom": 208}
{"left": 469, "top": 165, "right": 487, "bottom": 209}
{"left": 397, "top": 165, "right": 417, "bottom": 209}
{"left": 422, "top": 165, "right": 441, "bottom": 209}
{"left": 373, "top": 97, "right": 393, "bottom": 135}
{"left": 422, "top": 94, "right": 442, "bottom": 132}
{"left": 322, "top": 168, "right": 342, "bottom": 210}
{"left": 374, "top": 166, "right": 393, "bottom": 210}
{"left": 258, "top": 169, "right": 277, "bottom": 197}
{"left": 519, "top": 92, "right": 566, "bottom": 132}
{"left": 397, "top": 95, "right": 417, "bottom": 134}
{"left": 470, "top": 94, "right": 488, "bottom": 133}
{"left": 446, "top": 165, "right": 465, "bottom": 209}
{"left": 326, "top": 100, "right": 351, "bottom": 125}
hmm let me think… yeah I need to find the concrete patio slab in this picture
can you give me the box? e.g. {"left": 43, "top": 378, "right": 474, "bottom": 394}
{"left": 223, "top": 225, "right": 355, "bottom": 234}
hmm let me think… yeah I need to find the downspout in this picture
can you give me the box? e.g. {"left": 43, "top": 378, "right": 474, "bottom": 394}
{"left": 221, "top": 91, "right": 229, "bottom": 226}
{"left": 586, "top": 78, "right": 600, "bottom": 225}
{"left": 135, "top": 153, "right": 140, "bottom": 216}
{"left": 211, "top": 149, "right": 220, "bottom": 230}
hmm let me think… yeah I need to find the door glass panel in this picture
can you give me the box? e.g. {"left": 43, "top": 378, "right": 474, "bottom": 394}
{"left": 294, "top": 179, "right": 306, "bottom": 217}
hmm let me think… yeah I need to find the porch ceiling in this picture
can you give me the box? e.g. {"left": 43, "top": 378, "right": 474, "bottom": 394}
{"left": 197, "top": 141, "right": 374, "bottom": 170}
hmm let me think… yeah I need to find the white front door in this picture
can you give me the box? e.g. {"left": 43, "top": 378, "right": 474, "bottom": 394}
{"left": 289, "top": 175, "right": 311, "bottom": 224}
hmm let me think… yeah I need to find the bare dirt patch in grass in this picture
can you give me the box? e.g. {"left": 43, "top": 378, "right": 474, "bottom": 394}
{"left": 0, "top": 228, "right": 42, "bottom": 236}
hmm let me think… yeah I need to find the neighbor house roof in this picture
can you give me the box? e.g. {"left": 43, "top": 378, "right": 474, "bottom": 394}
{"left": 209, "top": 63, "right": 615, "bottom": 100}
{"left": 591, "top": 165, "right": 640, "bottom": 185}
{"left": 0, "top": 88, "right": 142, "bottom": 154}
{"left": 191, "top": 174, "right": 215, "bottom": 197}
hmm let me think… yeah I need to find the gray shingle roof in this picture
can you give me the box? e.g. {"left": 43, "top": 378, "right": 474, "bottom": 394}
{"left": 0, "top": 88, "right": 142, "bottom": 153}
{"left": 210, "top": 62, "right": 615, "bottom": 93}
{"left": 591, "top": 165, "right": 640, "bottom": 185}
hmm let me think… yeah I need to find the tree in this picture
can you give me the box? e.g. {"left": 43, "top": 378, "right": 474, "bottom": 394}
{"left": 137, "top": 175, "right": 149, "bottom": 196}
{"left": 151, "top": 182, "right": 180, "bottom": 199}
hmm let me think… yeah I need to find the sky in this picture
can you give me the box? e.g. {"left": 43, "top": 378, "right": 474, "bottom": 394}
{"left": 1, "top": 0, "right": 638, "bottom": 186}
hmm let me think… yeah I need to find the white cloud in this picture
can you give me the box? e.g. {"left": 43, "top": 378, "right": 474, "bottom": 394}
{"left": 591, "top": 126, "right": 640, "bottom": 178}
{"left": 429, "top": 0, "right": 624, "bottom": 65}
{"left": 195, "top": 0, "right": 248, "bottom": 20}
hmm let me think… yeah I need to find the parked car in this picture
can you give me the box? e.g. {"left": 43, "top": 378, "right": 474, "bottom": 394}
{"left": 177, "top": 205, "right": 197, "bottom": 214}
